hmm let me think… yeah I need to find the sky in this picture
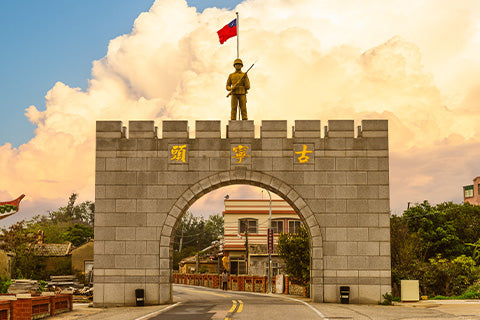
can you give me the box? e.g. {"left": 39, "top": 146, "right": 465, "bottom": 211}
{"left": 1, "top": 0, "right": 480, "bottom": 225}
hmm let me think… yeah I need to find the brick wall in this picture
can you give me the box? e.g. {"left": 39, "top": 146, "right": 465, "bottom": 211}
{"left": 0, "top": 294, "right": 72, "bottom": 320}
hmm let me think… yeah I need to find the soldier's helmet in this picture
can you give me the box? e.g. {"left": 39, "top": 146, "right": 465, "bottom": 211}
{"left": 233, "top": 58, "right": 243, "bottom": 67}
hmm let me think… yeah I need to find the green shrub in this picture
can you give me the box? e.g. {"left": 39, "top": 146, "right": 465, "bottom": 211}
{"left": 431, "top": 281, "right": 480, "bottom": 299}
{"left": 459, "top": 280, "right": 480, "bottom": 299}
{"left": 0, "top": 276, "right": 11, "bottom": 293}
{"left": 38, "top": 280, "right": 48, "bottom": 292}
{"left": 198, "top": 266, "right": 209, "bottom": 274}
{"left": 431, "top": 295, "right": 452, "bottom": 300}
{"left": 422, "top": 255, "right": 480, "bottom": 296}
{"left": 379, "top": 292, "right": 394, "bottom": 305}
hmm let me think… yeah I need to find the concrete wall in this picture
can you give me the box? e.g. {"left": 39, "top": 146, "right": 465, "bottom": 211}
{"left": 94, "top": 119, "right": 391, "bottom": 306}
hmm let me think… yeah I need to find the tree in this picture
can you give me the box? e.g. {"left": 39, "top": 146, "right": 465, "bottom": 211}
{"left": 48, "top": 193, "right": 94, "bottom": 227}
{"left": 0, "top": 194, "right": 96, "bottom": 280}
{"left": 403, "top": 201, "right": 480, "bottom": 259}
{"left": 422, "top": 255, "right": 479, "bottom": 296}
{"left": 391, "top": 201, "right": 480, "bottom": 297}
{"left": 0, "top": 221, "right": 45, "bottom": 279}
{"left": 172, "top": 212, "right": 224, "bottom": 270}
{"left": 390, "top": 214, "right": 426, "bottom": 294}
{"left": 23, "top": 193, "right": 95, "bottom": 245}
{"left": 277, "top": 226, "right": 310, "bottom": 286}
{"left": 62, "top": 223, "right": 93, "bottom": 247}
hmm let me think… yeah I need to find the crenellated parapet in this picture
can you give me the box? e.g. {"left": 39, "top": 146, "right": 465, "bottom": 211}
{"left": 96, "top": 119, "right": 388, "bottom": 152}
{"left": 97, "top": 119, "right": 387, "bottom": 139}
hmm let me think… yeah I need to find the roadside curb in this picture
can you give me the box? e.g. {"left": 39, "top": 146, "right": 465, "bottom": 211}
{"left": 134, "top": 302, "right": 181, "bottom": 320}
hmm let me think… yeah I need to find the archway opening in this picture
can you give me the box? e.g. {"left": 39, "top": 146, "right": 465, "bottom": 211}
{"left": 166, "top": 177, "right": 322, "bottom": 303}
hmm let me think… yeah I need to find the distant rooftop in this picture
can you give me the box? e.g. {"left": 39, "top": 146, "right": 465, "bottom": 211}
{"left": 32, "top": 243, "right": 72, "bottom": 257}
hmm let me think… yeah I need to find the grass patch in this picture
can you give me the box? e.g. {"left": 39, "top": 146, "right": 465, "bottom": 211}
{"left": 430, "top": 281, "right": 480, "bottom": 300}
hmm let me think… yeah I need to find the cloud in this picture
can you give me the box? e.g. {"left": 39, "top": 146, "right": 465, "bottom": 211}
{"left": 1, "top": 0, "right": 480, "bottom": 222}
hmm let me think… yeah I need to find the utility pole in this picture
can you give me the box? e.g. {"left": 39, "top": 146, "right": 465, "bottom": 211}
{"left": 245, "top": 228, "right": 249, "bottom": 275}
{"left": 266, "top": 190, "right": 272, "bottom": 293}
{"left": 178, "top": 224, "right": 184, "bottom": 252}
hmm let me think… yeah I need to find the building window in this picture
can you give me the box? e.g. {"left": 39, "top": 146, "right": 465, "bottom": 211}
{"left": 239, "top": 218, "right": 257, "bottom": 234}
{"left": 464, "top": 185, "right": 474, "bottom": 198}
{"left": 230, "top": 258, "right": 246, "bottom": 275}
{"left": 288, "top": 220, "right": 301, "bottom": 233}
{"left": 271, "top": 219, "right": 284, "bottom": 233}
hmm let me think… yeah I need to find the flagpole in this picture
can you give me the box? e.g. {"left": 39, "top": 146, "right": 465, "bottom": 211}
{"left": 236, "top": 12, "right": 239, "bottom": 59}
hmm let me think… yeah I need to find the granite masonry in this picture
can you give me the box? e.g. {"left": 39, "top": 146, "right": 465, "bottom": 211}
{"left": 94, "top": 119, "right": 391, "bottom": 306}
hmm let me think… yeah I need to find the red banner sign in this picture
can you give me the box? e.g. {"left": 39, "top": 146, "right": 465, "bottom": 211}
{"left": 267, "top": 228, "right": 274, "bottom": 254}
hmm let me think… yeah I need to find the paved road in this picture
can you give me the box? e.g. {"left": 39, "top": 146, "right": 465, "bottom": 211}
{"left": 150, "top": 285, "right": 480, "bottom": 320}
{"left": 150, "top": 285, "right": 322, "bottom": 320}
{"left": 52, "top": 285, "right": 480, "bottom": 320}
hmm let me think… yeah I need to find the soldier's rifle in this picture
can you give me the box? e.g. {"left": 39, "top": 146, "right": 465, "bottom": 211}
{"left": 226, "top": 62, "right": 255, "bottom": 97}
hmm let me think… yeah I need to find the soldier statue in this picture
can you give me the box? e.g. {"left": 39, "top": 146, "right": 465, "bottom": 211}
{"left": 226, "top": 58, "right": 250, "bottom": 120}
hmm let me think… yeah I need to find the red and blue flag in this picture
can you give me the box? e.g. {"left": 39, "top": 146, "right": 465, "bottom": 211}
{"left": 217, "top": 19, "right": 237, "bottom": 44}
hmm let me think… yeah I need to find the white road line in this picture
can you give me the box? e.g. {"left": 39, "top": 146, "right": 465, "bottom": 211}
{"left": 134, "top": 302, "right": 181, "bottom": 320}
{"left": 285, "top": 297, "right": 329, "bottom": 320}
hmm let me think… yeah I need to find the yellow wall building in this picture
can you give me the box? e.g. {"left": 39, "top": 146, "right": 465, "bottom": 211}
{"left": 223, "top": 199, "right": 301, "bottom": 276}
{"left": 71, "top": 240, "right": 94, "bottom": 279}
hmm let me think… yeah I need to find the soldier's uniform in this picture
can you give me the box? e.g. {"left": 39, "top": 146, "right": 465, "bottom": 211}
{"left": 227, "top": 59, "right": 250, "bottom": 120}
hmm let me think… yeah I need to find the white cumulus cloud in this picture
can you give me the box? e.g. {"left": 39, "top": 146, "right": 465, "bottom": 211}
{"left": 2, "top": 0, "right": 480, "bottom": 223}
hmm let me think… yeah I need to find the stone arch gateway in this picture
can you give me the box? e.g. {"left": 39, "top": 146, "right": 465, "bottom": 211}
{"left": 94, "top": 119, "right": 391, "bottom": 306}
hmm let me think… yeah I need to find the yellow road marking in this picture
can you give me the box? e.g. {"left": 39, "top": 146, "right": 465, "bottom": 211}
{"left": 237, "top": 300, "right": 243, "bottom": 313}
{"left": 228, "top": 300, "right": 237, "bottom": 312}
{"left": 225, "top": 299, "right": 244, "bottom": 319}
{"left": 181, "top": 288, "right": 231, "bottom": 298}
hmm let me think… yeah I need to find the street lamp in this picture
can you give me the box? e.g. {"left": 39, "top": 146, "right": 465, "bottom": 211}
{"left": 266, "top": 190, "right": 272, "bottom": 293}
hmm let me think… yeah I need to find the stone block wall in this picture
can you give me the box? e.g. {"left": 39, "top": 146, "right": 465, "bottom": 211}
{"left": 94, "top": 119, "right": 390, "bottom": 305}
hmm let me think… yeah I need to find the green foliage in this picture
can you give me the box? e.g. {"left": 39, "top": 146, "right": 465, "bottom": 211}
{"left": 47, "top": 193, "right": 94, "bottom": 226}
{"left": 0, "top": 220, "right": 44, "bottom": 279}
{"left": 198, "top": 266, "right": 209, "bottom": 274}
{"left": 62, "top": 223, "right": 93, "bottom": 247}
{"left": 277, "top": 226, "right": 310, "bottom": 286}
{"left": 460, "top": 280, "right": 480, "bottom": 299}
{"left": 172, "top": 212, "right": 224, "bottom": 270}
{"left": 0, "top": 193, "right": 95, "bottom": 280}
{"left": 52, "top": 258, "right": 72, "bottom": 276}
{"left": 0, "top": 276, "right": 11, "bottom": 293}
{"left": 391, "top": 201, "right": 480, "bottom": 297}
{"left": 379, "top": 292, "right": 394, "bottom": 305}
{"left": 14, "top": 254, "right": 46, "bottom": 280}
{"left": 422, "top": 255, "right": 479, "bottom": 296}
{"left": 24, "top": 193, "right": 95, "bottom": 246}
{"left": 38, "top": 280, "right": 48, "bottom": 292}
{"left": 431, "top": 281, "right": 480, "bottom": 299}
{"left": 403, "top": 201, "right": 480, "bottom": 259}
{"left": 390, "top": 215, "right": 426, "bottom": 285}
{"left": 466, "top": 239, "right": 480, "bottom": 264}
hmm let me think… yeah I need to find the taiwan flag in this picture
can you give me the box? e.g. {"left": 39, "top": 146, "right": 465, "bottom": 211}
{"left": 217, "top": 19, "right": 237, "bottom": 44}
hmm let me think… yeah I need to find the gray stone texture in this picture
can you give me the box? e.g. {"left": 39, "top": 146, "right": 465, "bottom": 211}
{"left": 95, "top": 119, "right": 390, "bottom": 306}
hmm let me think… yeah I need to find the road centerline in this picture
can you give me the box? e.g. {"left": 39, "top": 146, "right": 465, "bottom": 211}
{"left": 237, "top": 300, "right": 244, "bottom": 313}
{"left": 228, "top": 300, "right": 238, "bottom": 313}
{"left": 225, "top": 300, "right": 242, "bottom": 320}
